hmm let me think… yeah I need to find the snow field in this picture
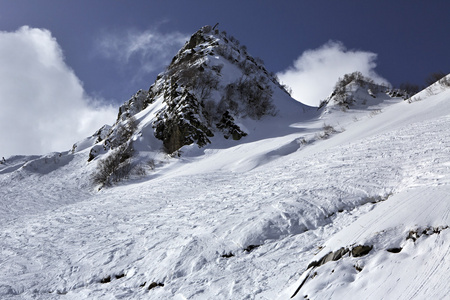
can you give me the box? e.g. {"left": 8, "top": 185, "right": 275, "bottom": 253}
{"left": 1, "top": 80, "right": 450, "bottom": 299}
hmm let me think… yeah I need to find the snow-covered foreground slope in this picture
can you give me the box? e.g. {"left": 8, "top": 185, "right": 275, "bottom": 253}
{"left": 1, "top": 82, "right": 450, "bottom": 299}
{"left": 287, "top": 187, "right": 450, "bottom": 300}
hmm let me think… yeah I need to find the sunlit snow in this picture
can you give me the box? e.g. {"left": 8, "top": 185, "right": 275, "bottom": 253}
{"left": 1, "top": 63, "right": 449, "bottom": 299}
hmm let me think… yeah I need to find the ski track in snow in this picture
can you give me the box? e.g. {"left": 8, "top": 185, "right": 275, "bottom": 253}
{"left": 1, "top": 90, "right": 450, "bottom": 298}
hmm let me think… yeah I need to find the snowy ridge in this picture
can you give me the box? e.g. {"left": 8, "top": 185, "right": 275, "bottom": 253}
{"left": 1, "top": 28, "right": 450, "bottom": 299}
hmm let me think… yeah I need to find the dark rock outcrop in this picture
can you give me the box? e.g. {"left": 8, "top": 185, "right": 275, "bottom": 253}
{"left": 307, "top": 244, "right": 372, "bottom": 269}
{"left": 216, "top": 111, "right": 247, "bottom": 140}
{"left": 351, "top": 245, "right": 373, "bottom": 257}
{"left": 154, "top": 89, "right": 214, "bottom": 153}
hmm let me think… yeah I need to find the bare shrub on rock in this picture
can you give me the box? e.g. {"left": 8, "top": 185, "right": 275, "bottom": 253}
{"left": 92, "top": 144, "right": 134, "bottom": 187}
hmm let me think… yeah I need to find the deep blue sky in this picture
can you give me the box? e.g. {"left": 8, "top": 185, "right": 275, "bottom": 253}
{"left": 1, "top": 0, "right": 449, "bottom": 105}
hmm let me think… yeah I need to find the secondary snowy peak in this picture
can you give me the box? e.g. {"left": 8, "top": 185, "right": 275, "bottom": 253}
{"left": 319, "top": 71, "right": 406, "bottom": 112}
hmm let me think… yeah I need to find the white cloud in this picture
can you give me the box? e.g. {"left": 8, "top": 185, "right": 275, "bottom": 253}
{"left": 0, "top": 26, "right": 117, "bottom": 158}
{"left": 96, "top": 28, "right": 189, "bottom": 76}
{"left": 277, "top": 41, "right": 389, "bottom": 107}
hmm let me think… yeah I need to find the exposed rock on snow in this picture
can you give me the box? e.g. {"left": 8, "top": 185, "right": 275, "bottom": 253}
{"left": 216, "top": 110, "right": 247, "bottom": 140}
{"left": 307, "top": 244, "right": 372, "bottom": 269}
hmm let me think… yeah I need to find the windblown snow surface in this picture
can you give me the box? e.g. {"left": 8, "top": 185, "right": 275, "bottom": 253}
{"left": 1, "top": 80, "right": 450, "bottom": 299}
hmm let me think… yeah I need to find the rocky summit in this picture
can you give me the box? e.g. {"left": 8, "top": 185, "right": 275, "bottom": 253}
{"left": 91, "top": 25, "right": 297, "bottom": 158}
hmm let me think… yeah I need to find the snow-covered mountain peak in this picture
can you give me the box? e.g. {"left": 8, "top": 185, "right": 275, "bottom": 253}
{"left": 80, "top": 25, "right": 313, "bottom": 183}
{"left": 114, "top": 24, "right": 293, "bottom": 125}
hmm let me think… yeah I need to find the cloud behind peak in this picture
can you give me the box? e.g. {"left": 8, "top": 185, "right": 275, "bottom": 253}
{"left": 277, "top": 41, "right": 389, "bottom": 107}
{"left": 96, "top": 27, "right": 189, "bottom": 75}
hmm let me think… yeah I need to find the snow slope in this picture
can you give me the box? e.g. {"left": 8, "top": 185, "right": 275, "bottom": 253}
{"left": 288, "top": 187, "right": 450, "bottom": 300}
{"left": 1, "top": 70, "right": 449, "bottom": 299}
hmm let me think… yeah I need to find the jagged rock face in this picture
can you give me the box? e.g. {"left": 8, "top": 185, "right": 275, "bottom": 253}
{"left": 146, "top": 25, "right": 283, "bottom": 153}
{"left": 116, "top": 90, "right": 151, "bottom": 122}
{"left": 153, "top": 87, "right": 214, "bottom": 153}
